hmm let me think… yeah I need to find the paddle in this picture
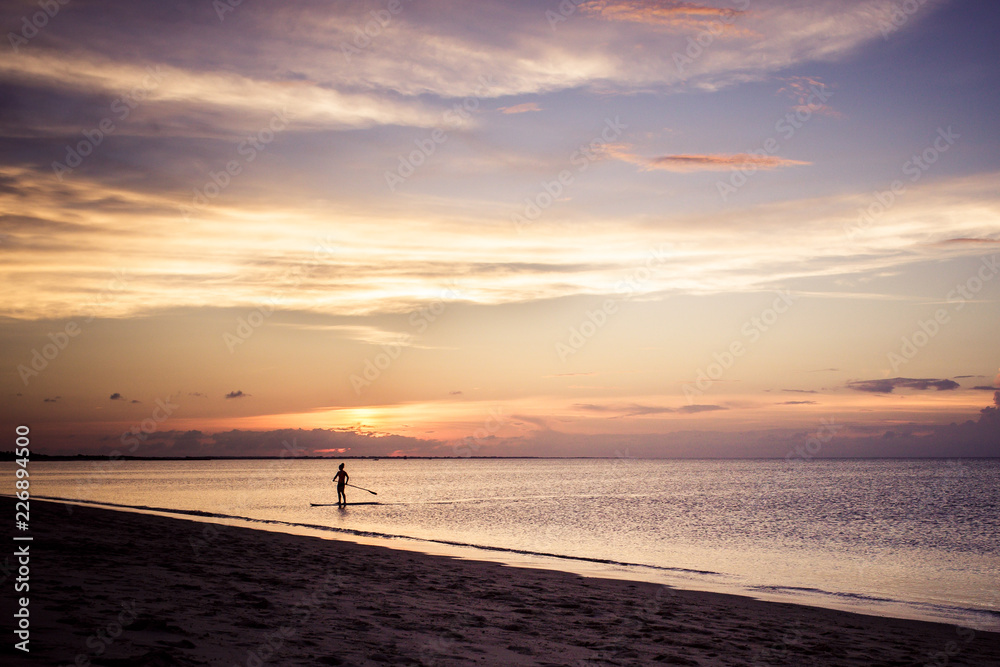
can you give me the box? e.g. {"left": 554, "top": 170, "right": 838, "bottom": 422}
{"left": 341, "top": 482, "right": 377, "bottom": 495}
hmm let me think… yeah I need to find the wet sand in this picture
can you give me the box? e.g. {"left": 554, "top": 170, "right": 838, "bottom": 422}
{"left": 4, "top": 498, "right": 999, "bottom": 666}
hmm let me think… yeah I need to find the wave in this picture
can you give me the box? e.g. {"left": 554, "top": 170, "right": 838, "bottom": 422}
{"left": 29, "top": 494, "right": 723, "bottom": 576}
{"left": 24, "top": 494, "right": 1000, "bottom": 629}
{"left": 748, "top": 584, "right": 1000, "bottom": 624}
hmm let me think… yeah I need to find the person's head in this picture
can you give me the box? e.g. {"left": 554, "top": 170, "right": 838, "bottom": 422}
{"left": 339, "top": 463, "right": 344, "bottom": 470}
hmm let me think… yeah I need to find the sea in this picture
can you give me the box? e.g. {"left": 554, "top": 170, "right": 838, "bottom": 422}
{"left": 18, "top": 457, "right": 1000, "bottom": 631}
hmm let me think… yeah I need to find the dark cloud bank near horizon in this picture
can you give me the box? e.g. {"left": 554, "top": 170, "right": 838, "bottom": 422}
{"left": 34, "top": 392, "right": 1000, "bottom": 459}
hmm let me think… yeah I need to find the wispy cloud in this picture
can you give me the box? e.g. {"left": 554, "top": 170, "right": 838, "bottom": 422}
{"left": 0, "top": 0, "right": 930, "bottom": 110}
{"left": 498, "top": 102, "right": 542, "bottom": 114}
{"left": 847, "top": 378, "right": 961, "bottom": 394}
{"left": 2, "top": 165, "right": 998, "bottom": 320}
{"left": 0, "top": 53, "right": 442, "bottom": 135}
{"left": 605, "top": 144, "right": 810, "bottom": 172}
{"left": 575, "top": 402, "right": 726, "bottom": 416}
{"left": 681, "top": 404, "right": 727, "bottom": 413}
{"left": 580, "top": 0, "right": 747, "bottom": 31}
{"left": 778, "top": 76, "right": 839, "bottom": 117}
{"left": 272, "top": 324, "right": 413, "bottom": 347}
{"left": 932, "top": 238, "right": 1000, "bottom": 246}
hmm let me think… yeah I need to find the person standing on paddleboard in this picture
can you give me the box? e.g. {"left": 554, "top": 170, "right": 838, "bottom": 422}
{"left": 333, "top": 463, "right": 349, "bottom": 507}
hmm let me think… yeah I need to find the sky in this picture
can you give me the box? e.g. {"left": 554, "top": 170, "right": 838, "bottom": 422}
{"left": 1, "top": 0, "right": 998, "bottom": 458}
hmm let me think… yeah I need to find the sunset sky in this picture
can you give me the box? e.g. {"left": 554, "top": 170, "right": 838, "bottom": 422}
{"left": 1, "top": 0, "right": 998, "bottom": 457}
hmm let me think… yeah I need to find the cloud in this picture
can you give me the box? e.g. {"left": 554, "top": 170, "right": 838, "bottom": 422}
{"left": 580, "top": 0, "right": 746, "bottom": 31}
{"left": 779, "top": 400, "right": 817, "bottom": 405}
{"left": 130, "top": 399, "right": 142, "bottom": 403}
{"left": 934, "top": 238, "right": 1000, "bottom": 246}
{"left": 0, "top": 52, "right": 443, "bottom": 136}
{"left": 0, "top": 0, "right": 925, "bottom": 112}
{"left": 498, "top": 102, "right": 541, "bottom": 114}
{"left": 277, "top": 324, "right": 414, "bottom": 347}
{"left": 29, "top": 392, "right": 1000, "bottom": 458}
{"left": 2, "top": 166, "right": 997, "bottom": 321}
{"left": 574, "top": 402, "right": 725, "bottom": 416}
{"left": 225, "top": 390, "right": 249, "bottom": 399}
{"left": 622, "top": 404, "right": 678, "bottom": 416}
{"left": 43, "top": 397, "right": 59, "bottom": 403}
{"left": 449, "top": 390, "right": 463, "bottom": 395}
{"left": 679, "top": 404, "right": 726, "bottom": 413}
{"left": 605, "top": 145, "right": 810, "bottom": 172}
{"left": 777, "top": 76, "right": 839, "bottom": 117}
{"left": 110, "top": 392, "right": 123, "bottom": 400}
{"left": 110, "top": 428, "right": 445, "bottom": 458}
{"left": 783, "top": 389, "right": 818, "bottom": 394}
{"left": 847, "top": 378, "right": 961, "bottom": 394}
{"left": 575, "top": 402, "right": 643, "bottom": 414}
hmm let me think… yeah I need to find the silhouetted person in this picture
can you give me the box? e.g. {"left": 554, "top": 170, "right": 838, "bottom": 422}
{"left": 333, "top": 463, "right": 349, "bottom": 507}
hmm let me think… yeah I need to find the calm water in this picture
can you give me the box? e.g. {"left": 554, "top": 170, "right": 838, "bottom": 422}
{"left": 19, "top": 458, "right": 1000, "bottom": 630}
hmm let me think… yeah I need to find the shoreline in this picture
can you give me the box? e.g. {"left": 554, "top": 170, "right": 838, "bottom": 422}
{"left": 24, "top": 493, "right": 1000, "bottom": 633}
{"left": 5, "top": 499, "right": 1000, "bottom": 666}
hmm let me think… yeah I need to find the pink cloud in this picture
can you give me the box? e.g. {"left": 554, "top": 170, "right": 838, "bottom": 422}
{"left": 605, "top": 144, "right": 810, "bottom": 172}
{"left": 777, "top": 76, "right": 840, "bottom": 118}
{"left": 498, "top": 102, "right": 542, "bottom": 114}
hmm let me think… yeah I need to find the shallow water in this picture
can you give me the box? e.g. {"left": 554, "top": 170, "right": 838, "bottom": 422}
{"left": 18, "top": 457, "right": 1000, "bottom": 630}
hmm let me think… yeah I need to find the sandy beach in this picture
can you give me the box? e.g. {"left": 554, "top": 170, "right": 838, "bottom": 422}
{"left": 4, "top": 498, "right": 999, "bottom": 667}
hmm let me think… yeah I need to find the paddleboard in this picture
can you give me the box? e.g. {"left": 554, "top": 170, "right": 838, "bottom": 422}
{"left": 310, "top": 502, "right": 380, "bottom": 506}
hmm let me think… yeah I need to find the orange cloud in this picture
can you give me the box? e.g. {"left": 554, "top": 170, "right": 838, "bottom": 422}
{"left": 605, "top": 144, "right": 810, "bottom": 172}
{"left": 581, "top": 0, "right": 745, "bottom": 30}
{"left": 498, "top": 102, "right": 542, "bottom": 114}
